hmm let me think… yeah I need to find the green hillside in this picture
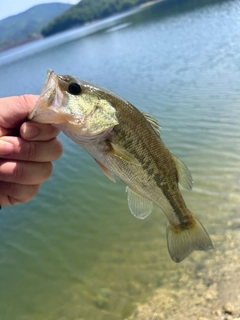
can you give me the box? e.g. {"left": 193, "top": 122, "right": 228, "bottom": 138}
{"left": 41, "top": 0, "right": 151, "bottom": 37}
{"left": 42, "top": 0, "right": 227, "bottom": 37}
{"left": 0, "top": 2, "right": 72, "bottom": 51}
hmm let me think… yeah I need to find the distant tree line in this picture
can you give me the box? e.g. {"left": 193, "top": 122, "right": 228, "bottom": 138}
{"left": 41, "top": 0, "right": 228, "bottom": 37}
{"left": 41, "top": 0, "right": 157, "bottom": 37}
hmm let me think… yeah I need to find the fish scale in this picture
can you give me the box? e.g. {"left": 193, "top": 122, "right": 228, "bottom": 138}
{"left": 29, "top": 70, "right": 213, "bottom": 263}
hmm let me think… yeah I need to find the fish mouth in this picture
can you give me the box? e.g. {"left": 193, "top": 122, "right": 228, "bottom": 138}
{"left": 28, "top": 70, "right": 67, "bottom": 124}
{"left": 28, "top": 70, "right": 119, "bottom": 141}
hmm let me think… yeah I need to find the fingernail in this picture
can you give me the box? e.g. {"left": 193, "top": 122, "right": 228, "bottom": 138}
{"left": 23, "top": 124, "right": 40, "bottom": 140}
{"left": 0, "top": 141, "right": 14, "bottom": 155}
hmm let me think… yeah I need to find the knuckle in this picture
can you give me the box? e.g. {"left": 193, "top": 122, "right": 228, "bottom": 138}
{"left": 8, "top": 182, "right": 20, "bottom": 199}
{"left": 12, "top": 162, "right": 25, "bottom": 181}
{"left": 26, "top": 141, "right": 37, "bottom": 161}
{"left": 8, "top": 196, "right": 20, "bottom": 206}
{"left": 21, "top": 94, "right": 31, "bottom": 105}
{"left": 0, "top": 182, "right": 40, "bottom": 205}
{"left": 8, "top": 182, "right": 39, "bottom": 203}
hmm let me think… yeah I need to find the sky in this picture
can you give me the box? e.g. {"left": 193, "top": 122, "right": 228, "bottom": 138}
{"left": 0, "top": 0, "right": 79, "bottom": 21}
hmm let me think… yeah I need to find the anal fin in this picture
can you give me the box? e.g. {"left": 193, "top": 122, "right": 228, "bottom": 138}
{"left": 126, "top": 187, "right": 153, "bottom": 219}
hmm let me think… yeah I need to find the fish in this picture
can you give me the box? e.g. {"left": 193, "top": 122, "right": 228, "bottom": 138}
{"left": 29, "top": 70, "right": 213, "bottom": 263}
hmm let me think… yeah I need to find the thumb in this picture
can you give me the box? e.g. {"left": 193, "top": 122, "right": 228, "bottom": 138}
{"left": 0, "top": 95, "right": 39, "bottom": 129}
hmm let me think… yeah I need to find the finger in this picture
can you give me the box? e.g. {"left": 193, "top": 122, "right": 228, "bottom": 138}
{"left": 0, "top": 194, "right": 20, "bottom": 207}
{"left": 20, "top": 122, "right": 60, "bottom": 141}
{"left": 0, "top": 95, "right": 39, "bottom": 128}
{"left": 0, "top": 160, "right": 53, "bottom": 185}
{"left": 0, "top": 127, "right": 18, "bottom": 137}
{"left": 0, "top": 182, "right": 39, "bottom": 207}
{"left": 0, "top": 136, "right": 63, "bottom": 162}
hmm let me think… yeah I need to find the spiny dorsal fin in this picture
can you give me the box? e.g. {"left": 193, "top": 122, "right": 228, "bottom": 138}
{"left": 126, "top": 187, "right": 153, "bottom": 219}
{"left": 171, "top": 154, "right": 193, "bottom": 191}
{"left": 143, "top": 113, "right": 161, "bottom": 136}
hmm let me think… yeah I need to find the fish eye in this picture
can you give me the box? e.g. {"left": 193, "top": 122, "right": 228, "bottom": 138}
{"left": 68, "top": 82, "right": 82, "bottom": 95}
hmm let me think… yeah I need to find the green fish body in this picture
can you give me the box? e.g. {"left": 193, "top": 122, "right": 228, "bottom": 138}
{"left": 29, "top": 70, "right": 213, "bottom": 262}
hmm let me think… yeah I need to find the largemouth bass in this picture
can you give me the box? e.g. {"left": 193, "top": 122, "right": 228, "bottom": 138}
{"left": 29, "top": 70, "right": 213, "bottom": 262}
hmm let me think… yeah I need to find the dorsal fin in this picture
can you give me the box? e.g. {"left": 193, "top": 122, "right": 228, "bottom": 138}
{"left": 171, "top": 154, "right": 193, "bottom": 191}
{"left": 142, "top": 113, "right": 161, "bottom": 136}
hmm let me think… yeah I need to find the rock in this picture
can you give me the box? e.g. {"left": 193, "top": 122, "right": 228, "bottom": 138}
{"left": 94, "top": 288, "right": 112, "bottom": 310}
{"left": 213, "top": 309, "right": 222, "bottom": 316}
{"left": 223, "top": 302, "right": 235, "bottom": 315}
{"left": 126, "top": 231, "right": 240, "bottom": 320}
{"left": 94, "top": 294, "right": 109, "bottom": 309}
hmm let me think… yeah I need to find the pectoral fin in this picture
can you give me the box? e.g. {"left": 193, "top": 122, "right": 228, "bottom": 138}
{"left": 107, "top": 142, "right": 140, "bottom": 166}
{"left": 171, "top": 155, "right": 193, "bottom": 191}
{"left": 95, "top": 160, "right": 116, "bottom": 183}
{"left": 126, "top": 187, "right": 153, "bottom": 219}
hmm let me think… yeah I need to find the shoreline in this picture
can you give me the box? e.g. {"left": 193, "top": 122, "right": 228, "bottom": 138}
{"left": 127, "top": 228, "right": 240, "bottom": 320}
{"left": 0, "top": 35, "right": 43, "bottom": 53}
{"left": 0, "top": 0, "right": 163, "bottom": 54}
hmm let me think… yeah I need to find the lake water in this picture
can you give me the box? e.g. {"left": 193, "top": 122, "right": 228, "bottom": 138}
{"left": 0, "top": 1, "right": 240, "bottom": 319}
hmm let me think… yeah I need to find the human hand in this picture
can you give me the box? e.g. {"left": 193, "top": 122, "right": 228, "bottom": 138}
{"left": 0, "top": 94, "right": 63, "bottom": 208}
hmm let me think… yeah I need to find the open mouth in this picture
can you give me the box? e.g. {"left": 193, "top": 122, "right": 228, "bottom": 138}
{"left": 28, "top": 70, "right": 63, "bottom": 123}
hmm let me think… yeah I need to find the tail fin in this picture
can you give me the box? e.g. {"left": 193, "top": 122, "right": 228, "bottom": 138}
{"left": 166, "top": 217, "right": 213, "bottom": 263}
